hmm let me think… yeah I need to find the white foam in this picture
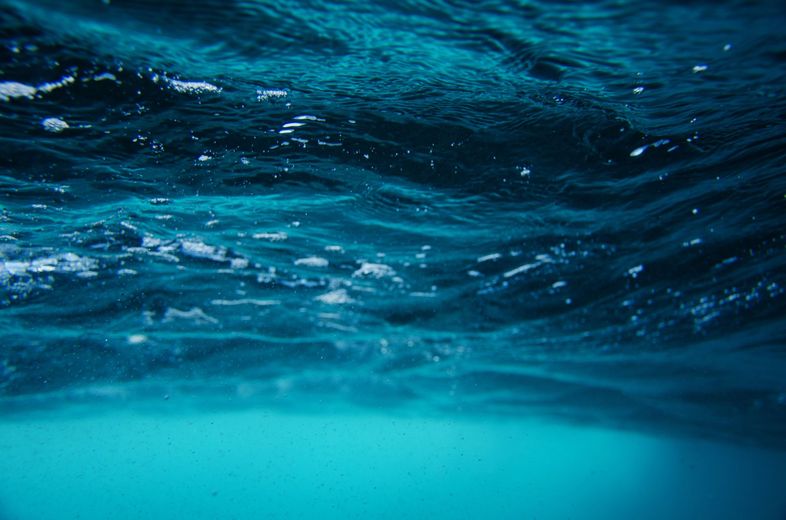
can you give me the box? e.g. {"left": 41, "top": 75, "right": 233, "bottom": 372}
{"left": 317, "top": 140, "right": 342, "bottom": 147}
{"left": 315, "top": 289, "right": 355, "bottom": 304}
{"left": 210, "top": 299, "right": 280, "bottom": 306}
{"left": 257, "top": 89, "right": 287, "bottom": 101}
{"left": 59, "top": 253, "right": 99, "bottom": 273}
{"left": 0, "top": 81, "right": 37, "bottom": 101}
{"left": 410, "top": 291, "right": 437, "bottom": 298}
{"left": 353, "top": 262, "right": 396, "bottom": 279}
{"left": 180, "top": 239, "right": 226, "bottom": 262}
{"left": 1, "top": 261, "right": 30, "bottom": 276}
{"left": 163, "top": 307, "right": 218, "bottom": 324}
{"left": 42, "top": 118, "right": 69, "bottom": 133}
{"left": 229, "top": 258, "right": 249, "bottom": 269}
{"left": 253, "top": 232, "right": 287, "bottom": 242}
{"left": 503, "top": 262, "right": 540, "bottom": 278}
{"left": 168, "top": 79, "right": 221, "bottom": 94}
{"left": 477, "top": 253, "right": 501, "bottom": 263}
{"left": 4, "top": 253, "right": 99, "bottom": 278}
{"left": 1, "top": 75, "right": 76, "bottom": 102}
{"left": 93, "top": 72, "right": 117, "bottom": 82}
{"left": 295, "top": 256, "right": 329, "bottom": 268}
{"left": 141, "top": 236, "right": 162, "bottom": 248}
{"left": 37, "top": 75, "right": 75, "bottom": 94}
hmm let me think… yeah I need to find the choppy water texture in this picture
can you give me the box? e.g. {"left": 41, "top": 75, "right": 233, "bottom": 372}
{"left": 1, "top": 0, "right": 786, "bottom": 516}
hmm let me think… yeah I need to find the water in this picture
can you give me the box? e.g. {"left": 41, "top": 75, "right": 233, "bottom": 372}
{"left": 1, "top": 0, "right": 786, "bottom": 518}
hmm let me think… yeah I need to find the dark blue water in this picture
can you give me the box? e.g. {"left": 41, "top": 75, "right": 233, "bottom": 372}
{"left": 2, "top": 1, "right": 786, "bottom": 518}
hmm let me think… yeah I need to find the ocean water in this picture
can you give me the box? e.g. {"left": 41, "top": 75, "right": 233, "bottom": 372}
{"left": 1, "top": 0, "right": 786, "bottom": 518}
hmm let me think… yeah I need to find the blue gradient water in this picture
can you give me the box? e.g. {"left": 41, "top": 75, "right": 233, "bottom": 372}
{"left": 1, "top": 0, "right": 786, "bottom": 518}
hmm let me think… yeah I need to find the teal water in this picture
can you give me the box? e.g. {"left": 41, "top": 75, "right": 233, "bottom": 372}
{"left": 2, "top": 0, "right": 786, "bottom": 517}
{"left": 2, "top": 407, "right": 786, "bottom": 519}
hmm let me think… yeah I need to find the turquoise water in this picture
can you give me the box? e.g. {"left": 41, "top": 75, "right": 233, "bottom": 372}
{"left": 2, "top": 407, "right": 786, "bottom": 519}
{"left": 2, "top": 0, "right": 786, "bottom": 517}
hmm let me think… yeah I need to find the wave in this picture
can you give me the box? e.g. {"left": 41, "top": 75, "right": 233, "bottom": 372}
{"left": 1, "top": 0, "right": 786, "bottom": 447}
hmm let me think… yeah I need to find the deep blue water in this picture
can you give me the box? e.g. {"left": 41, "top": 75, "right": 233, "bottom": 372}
{"left": 1, "top": 0, "right": 786, "bottom": 518}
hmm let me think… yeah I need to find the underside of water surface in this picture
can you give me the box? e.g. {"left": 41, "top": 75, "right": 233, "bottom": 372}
{"left": 1, "top": 0, "right": 786, "bottom": 518}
